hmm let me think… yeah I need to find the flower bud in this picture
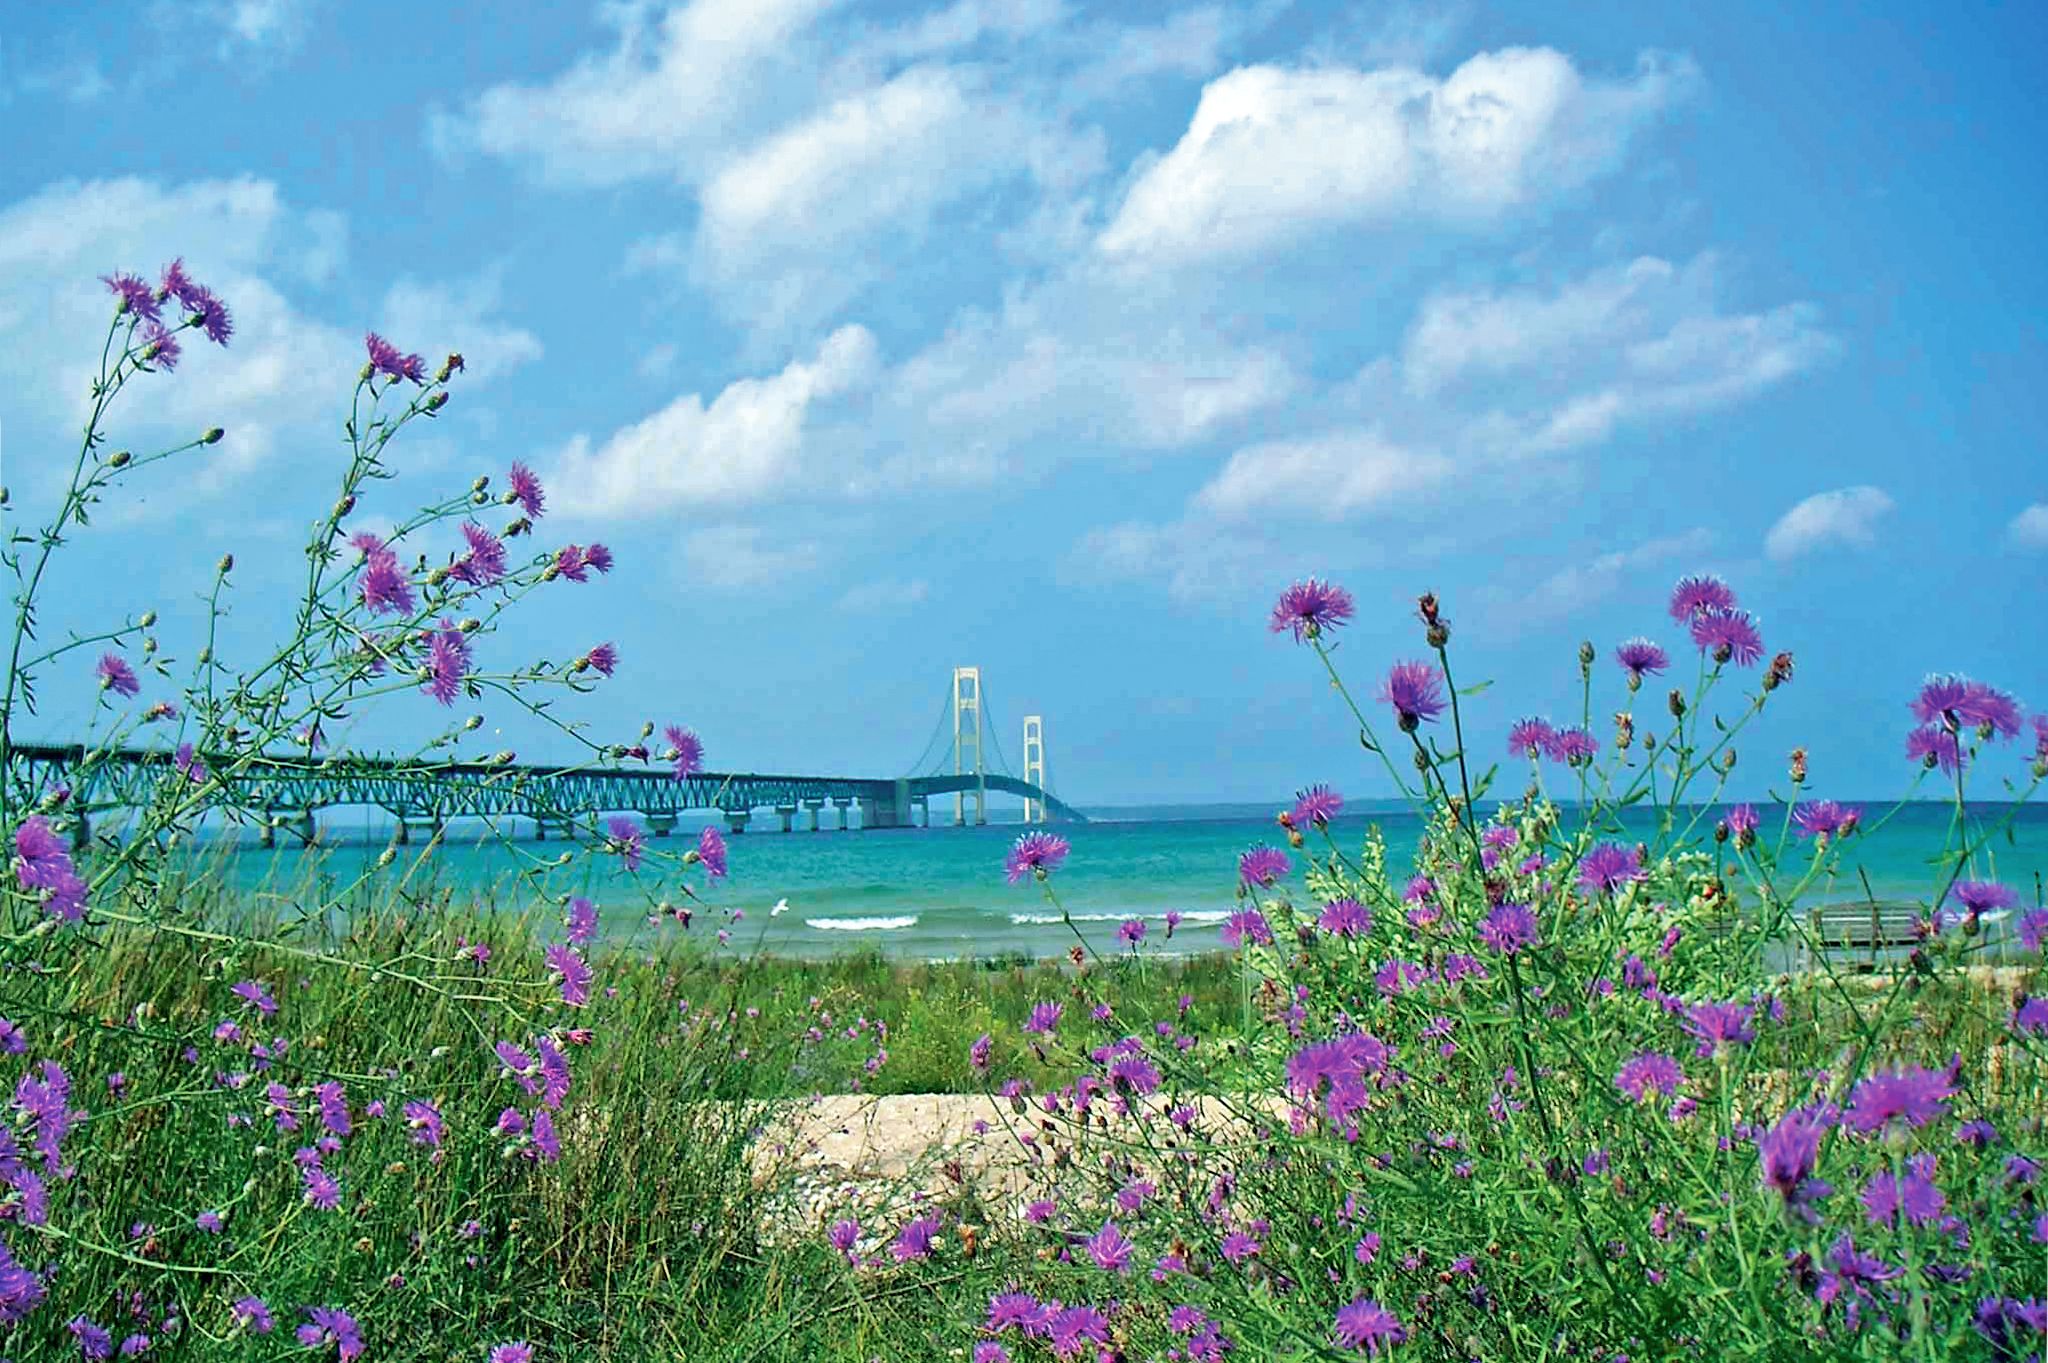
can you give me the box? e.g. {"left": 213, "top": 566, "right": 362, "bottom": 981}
{"left": 1789, "top": 747, "right": 1808, "bottom": 784}
{"left": 1667, "top": 689, "right": 1686, "bottom": 719}
{"left": 503, "top": 516, "right": 530, "bottom": 538}
{"left": 217, "top": 553, "right": 234, "bottom": 574}
{"left": 1613, "top": 712, "right": 1634, "bottom": 750}
{"left": 201, "top": 427, "right": 224, "bottom": 445}
{"left": 440, "top": 353, "right": 466, "bottom": 382}
{"left": 1714, "top": 820, "right": 1729, "bottom": 844}
{"left": 427, "top": 565, "right": 451, "bottom": 586}
{"left": 0, "top": 487, "right": 9, "bottom": 505}
{"left": 1411, "top": 745, "right": 1429, "bottom": 769}
{"left": 139, "top": 610, "right": 157, "bottom": 628}
{"left": 1578, "top": 641, "right": 1595, "bottom": 671}
{"left": 1426, "top": 622, "right": 1450, "bottom": 649}
{"left": 424, "top": 391, "right": 449, "bottom": 413}
{"left": 471, "top": 474, "right": 490, "bottom": 494}
{"left": 1719, "top": 749, "right": 1737, "bottom": 773}
{"left": 471, "top": 490, "right": 489, "bottom": 506}
{"left": 464, "top": 714, "right": 483, "bottom": 730}
{"left": 640, "top": 720, "right": 655, "bottom": 739}
{"left": 459, "top": 618, "right": 480, "bottom": 633}
{"left": 197, "top": 647, "right": 211, "bottom": 665}
{"left": 108, "top": 449, "right": 131, "bottom": 468}
{"left": 143, "top": 637, "right": 157, "bottom": 655}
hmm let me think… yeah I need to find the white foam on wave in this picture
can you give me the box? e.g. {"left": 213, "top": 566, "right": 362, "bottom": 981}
{"left": 1008, "top": 909, "right": 1236, "bottom": 926}
{"left": 807, "top": 915, "right": 919, "bottom": 932}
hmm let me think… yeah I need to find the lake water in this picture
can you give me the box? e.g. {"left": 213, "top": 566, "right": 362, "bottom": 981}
{"left": 185, "top": 799, "right": 2048, "bottom": 961}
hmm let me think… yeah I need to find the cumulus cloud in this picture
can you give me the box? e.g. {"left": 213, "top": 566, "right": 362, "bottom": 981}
{"left": 546, "top": 324, "right": 880, "bottom": 518}
{"left": 1489, "top": 527, "right": 1714, "bottom": 627}
{"left": 1097, "top": 47, "right": 1694, "bottom": 265}
{"left": 1192, "top": 430, "right": 1451, "bottom": 522}
{"left": 680, "top": 525, "right": 821, "bottom": 588}
{"left": 1764, "top": 486, "right": 1894, "bottom": 561}
{"left": 2008, "top": 503, "right": 2048, "bottom": 550}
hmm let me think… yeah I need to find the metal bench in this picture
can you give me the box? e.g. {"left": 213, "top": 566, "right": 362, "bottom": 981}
{"left": 1805, "top": 901, "right": 1921, "bottom": 972}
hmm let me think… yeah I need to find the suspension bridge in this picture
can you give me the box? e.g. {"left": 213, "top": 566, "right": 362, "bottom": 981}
{"left": 4, "top": 666, "right": 1082, "bottom": 845}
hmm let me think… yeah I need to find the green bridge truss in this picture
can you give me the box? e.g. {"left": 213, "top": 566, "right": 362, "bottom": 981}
{"left": 3, "top": 742, "right": 1085, "bottom": 835}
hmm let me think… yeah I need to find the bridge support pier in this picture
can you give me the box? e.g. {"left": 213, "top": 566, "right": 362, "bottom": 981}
{"left": 776, "top": 804, "right": 797, "bottom": 833}
{"left": 724, "top": 810, "right": 751, "bottom": 835}
{"left": 394, "top": 816, "right": 443, "bottom": 847}
{"left": 293, "top": 810, "right": 318, "bottom": 845}
{"left": 913, "top": 796, "right": 929, "bottom": 829}
{"left": 832, "top": 798, "right": 851, "bottom": 830}
{"left": 645, "top": 813, "right": 677, "bottom": 838}
{"left": 803, "top": 799, "right": 825, "bottom": 831}
{"left": 259, "top": 815, "right": 277, "bottom": 849}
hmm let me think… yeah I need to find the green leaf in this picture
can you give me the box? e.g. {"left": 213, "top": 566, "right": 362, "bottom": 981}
{"left": 1457, "top": 679, "right": 1494, "bottom": 696}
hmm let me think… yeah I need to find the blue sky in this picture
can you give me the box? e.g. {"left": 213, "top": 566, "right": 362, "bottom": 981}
{"left": 2, "top": 0, "right": 2044, "bottom": 807}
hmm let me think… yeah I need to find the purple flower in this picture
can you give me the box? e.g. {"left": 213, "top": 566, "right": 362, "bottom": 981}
{"left": 1221, "top": 908, "right": 1272, "bottom": 948}
{"left": 969, "top": 1033, "right": 992, "bottom": 1071}
{"left": 229, "top": 1296, "right": 271, "bottom": 1334}
{"left": 1220, "top": 1230, "right": 1260, "bottom": 1264}
{"left": 1682, "top": 1001, "right": 1756, "bottom": 1057}
{"left": 585, "top": 542, "right": 614, "bottom": 574}
{"left": 1758, "top": 1106, "right": 1829, "bottom": 1208}
{"left": 1269, "top": 578, "right": 1354, "bottom": 642}
{"left": 1615, "top": 637, "right": 1669, "bottom": 683}
{"left": 507, "top": 461, "right": 546, "bottom": 519}
{"left": 2021, "top": 911, "right": 2048, "bottom": 954}
{"left": 1378, "top": 659, "right": 1446, "bottom": 729}
{"left": 607, "top": 815, "right": 645, "bottom": 872}
{"left": 545, "top": 943, "right": 593, "bottom": 1007}
{"left": 1974, "top": 1298, "right": 2048, "bottom": 1358}
{"left": 488, "top": 1345, "right": 534, "bottom": 1363}
{"left": 695, "top": 824, "right": 727, "bottom": 881}
{"left": 402, "top": 1099, "right": 444, "bottom": 1148}
{"left": 365, "top": 332, "right": 424, "bottom": 383}
{"left": 13, "top": 816, "right": 86, "bottom": 921}
{"left": 1507, "top": 717, "right": 1555, "bottom": 758}
{"left": 1286, "top": 1034, "right": 1386, "bottom": 1124}
{"left": 1861, "top": 1154, "right": 1945, "bottom": 1227}
{"left": 0, "top": 1017, "right": 23, "bottom": 1054}
{"left": 295, "top": 1306, "right": 364, "bottom": 1360}
{"left": 1545, "top": 726, "right": 1598, "bottom": 765}
{"left": 1107, "top": 1053, "right": 1159, "bottom": 1095}
{"left": 1084, "top": 1220, "right": 1132, "bottom": 1271}
{"left": 1238, "top": 844, "right": 1289, "bottom": 888}
{"left": 889, "top": 1213, "right": 940, "bottom": 1261}
{"left": 95, "top": 653, "right": 140, "bottom": 698}
{"left": 2014, "top": 996, "right": 2048, "bottom": 1038}
{"left": 451, "top": 521, "right": 507, "bottom": 586}
{"left": 1317, "top": 897, "right": 1371, "bottom": 939}
{"left": 827, "top": 1218, "right": 859, "bottom": 1255}
{"left": 1478, "top": 903, "right": 1538, "bottom": 956}
{"left": 1290, "top": 784, "right": 1342, "bottom": 827}
{"left": 1726, "top": 803, "right": 1759, "bottom": 837}
{"left": 554, "top": 545, "right": 590, "bottom": 582}
{"left": 1689, "top": 607, "right": 1764, "bottom": 666}
{"left": 1333, "top": 1297, "right": 1405, "bottom": 1354}
{"left": 314, "top": 1081, "right": 350, "bottom": 1136}
{"left": 424, "top": 618, "right": 470, "bottom": 705}
{"left": 584, "top": 642, "right": 618, "bottom": 677}
{"left": 1023, "top": 1001, "right": 1063, "bottom": 1036}
{"left": 1616, "top": 1052, "right": 1683, "bottom": 1102}
{"left": 665, "top": 724, "right": 704, "bottom": 780}
{"left": 1793, "top": 800, "right": 1860, "bottom": 840}
{"left": 1906, "top": 724, "right": 1964, "bottom": 774}
{"left": 69, "top": 1317, "right": 114, "bottom": 1360}
{"left": 183, "top": 285, "right": 232, "bottom": 345}
{"left": 530, "top": 1108, "right": 560, "bottom": 1162}
{"left": 103, "top": 270, "right": 161, "bottom": 321}
{"left": 1669, "top": 574, "right": 1737, "bottom": 622}
{"left": 173, "top": 742, "right": 206, "bottom": 785}
{"left": 1046, "top": 1305, "right": 1110, "bottom": 1358}
{"left": 973, "top": 1341, "right": 1012, "bottom": 1363}
{"left": 566, "top": 897, "right": 598, "bottom": 945}
{"left": 302, "top": 1165, "right": 341, "bottom": 1211}
{"left": 1117, "top": 917, "right": 1147, "bottom": 946}
{"left": 1575, "top": 842, "right": 1644, "bottom": 896}
{"left": 1913, "top": 674, "right": 2024, "bottom": 738}
{"left": 1004, "top": 832, "right": 1070, "bottom": 884}
{"left": 1952, "top": 880, "right": 2018, "bottom": 917}
{"left": 1845, "top": 1065, "right": 1953, "bottom": 1136}
{"left": 232, "top": 979, "right": 277, "bottom": 1016}
{"left": 158, "top": 258, "right": 199, "bottom": 307}
{"left": 140, "top": 322, "right": 180, "bottom": 370}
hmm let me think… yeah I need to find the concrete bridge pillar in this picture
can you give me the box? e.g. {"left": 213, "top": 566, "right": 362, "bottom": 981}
{"left": 293, "top": 810, "right": 318, "bottom": 846}
{"left": 776, "top": 804, "right": 798, "bottom": 833}
{"left": 395, "top": 816, "right": 443, "bottom": 847}
{"left": 832, "top": 798, "right": 851, "bottom": 830}
{"left": 914, "top": 796, "right": 929, "bottom": 829}
{"left": 259, "top": 814, "right": 278, "bottom": 849}
{"left": 645, "top": 812, "right": 677, "bottom": 838}
{"left": 532, "top": 816, "right": 572, "bottom": 841}
{"left": 724, "top": 810, "right": 751, "bottom": 835}
{"left": 803, "top": 798, "right": 825, "bottom": 831}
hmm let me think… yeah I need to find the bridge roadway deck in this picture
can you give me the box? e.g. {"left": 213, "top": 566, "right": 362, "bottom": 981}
{"left": 2, "top": 742, "right": 1084, "bottom": 828}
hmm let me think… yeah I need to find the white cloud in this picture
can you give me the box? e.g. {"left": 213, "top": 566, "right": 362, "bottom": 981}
{"left": 1192, "top": 430, "right": 1451, "bottom": 522}
{"left": 1490, "top": 527, "right": 1713, "bottom": 626}
{"left": 1763, "top": 486, "right": 1894, "bottom": 561}
{"left": 637, "top": 343, "right": 679, "bottom": 381}
{"left": 1097, "top": 47, "right": 1693, "bottom": 265}
{"left": 2010, "top": 503, "right": 2048, "bottom": 550}
{"left": 547, "top": 324, "right": 880, "bottom": 518}
{"left": 1403, "top": 256, "right": 1675, "bottom": 394}
{"left": 680, "top": 525, "right": 821, "bottom": 589}
{"left": 378, "top": 275, "right": 542, "bottom": 384}
{"left": 838, "top": 577, "right": 931, "bottom": 611}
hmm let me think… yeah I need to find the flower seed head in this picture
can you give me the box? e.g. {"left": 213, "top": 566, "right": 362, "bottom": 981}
{"left": 202, "top": 427, "right": 224, "bottom": 444}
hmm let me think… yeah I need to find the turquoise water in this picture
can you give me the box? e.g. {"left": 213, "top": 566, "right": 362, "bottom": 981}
{"left": 187, "top": 800, "right": 2048, "bottom": 961}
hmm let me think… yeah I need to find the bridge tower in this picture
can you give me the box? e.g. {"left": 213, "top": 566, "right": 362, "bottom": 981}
{"left": 952, "top": 666, "right": 986, "bottom": 827}
{"left": 1022, "top": 715, "right": 1047, "bottom": 824}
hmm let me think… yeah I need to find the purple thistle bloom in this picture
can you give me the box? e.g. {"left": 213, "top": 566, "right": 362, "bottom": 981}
{"left": 1023, "top": 1001, "right": 1063, "bottom": 1035}
{"left": 1682, "top": 1001, "right": 1756, "bottom": 1057}
{"left": 1318, "top": 897, "right": 1371, "bottom": 939}
{"left": 184, "top": 285, "right": 232, "bottom": 345}
{"left": 1793, "top": 800, "right": 1860, "bottom": 840}
{"left": 158, "top": 258, "right": 198, "bottom": 307}
{"left": 1914, "top": 674, "right": 2025, "bottom": 738}
{"left": 2013, "top": 996, "right": 2048, "bottom": 1037}
{"left": 1689, "top": 606, "right": 1764, "bottom": 666}
{"left": 13, "top": 815, "right": 86, "bottom": 921}
{"left": 232, "top": 979, "right": 278, "bottom": 1016}
{"left": 536, "top": 1036, "right": 572, "bottom": 1109}
{"left": 424, "top": 619, "right": 470, "bottom": 705}
{"left": 364, "top": 332, "right": 411, "bottom": 381}
{"left": 531, "top": 1108, "right": 560, "bottom": 1162}
{"left": 1084, "top": 1220, "right": 1133, "bottom": 1271}
{"left": 1726, "top": 803, "right": 1759, "bottom": 836}
{"left": 566, "top": 897, "right": 598, "bottom": 945}
{"left": 1507, "top": 716, "right": 1555, "bottom": 758}
{"left": 545, "top": 943, "right": 593, "bottom": 1007}
{"left": 488, "top": 1345, "right": 535, "bottom": 1363}
{"left": 451, "top": 521, "right": 507, "bottom": 586}
{"left": 359, "top": 547, "right": 415, "bottom": 616}
{"left": 0, "top": 1017, "right": 23, "bottom": 1054}
{"left": 890, "top": 1213, "right": 940, "bottom": 1261}
{"left": 1615, "top": 637, "right": 1669, "bottom": 683}
{"left": 1004, "top": 831, "right": 1070, "bottom": 884}
{"left": 1758, "top": 1106, "right": 1829, "bottom": 1204}
{"left": 102, "top": 270, "right": 161, "bottom": 321}
{"left": 585, "top": 642, "right": 618, "bottom": 677}
{"left": 1478, "top": 902, "right": 1538, "bottom": 955}
{"left": 1378, "top": 659, "right": 1447, "bottom": 729}
{"left": 1974, "top": 1298, "right": 2048, "bottom": 1358}
{"left": 1290, "top": 784, "right": 1343, "bottom": 827}
{"left": 554, "top": 544, "right": 590, "bottom": 582}
{"left": 314, "top": 1080, "right": 350, "bottom": 1136}
{"left": 1333, "top": 1297, "right": 1405, "bottom": 1354}
{"left": 1238, "top": 844, "right": 1290, "bottom": 888}
{"left": 229, "top": 1296, "right": 272, "bottom": 1334}
{"left": 695, "top": 824, "right": 727, "bottom": 881}
{"left": 585, "top": 542, "right": 614, "bottom": 574}
{"left": 665, "top": 725, "right": 705, "bottom": 780}
{"left": 603, "top": 815, "right": 644, "bottom": 871}
{"left": 1117, "top": 917, "right": 1147, "bottom": 946}
{"left": 173, "top": 742, "right": 206, "bottom": 785}
{"left": 1220, "top": 1230, "right": 1260, "bottom": 1264}
{"left": 2017, "top": 909, "right": 2048, "bottom": 954}
{"left": 140, "top": 321, "right": 180, "bottom": 370}
{"left": 1861, "top": 1154, "right": 1946, "bottom": 1228}
{"left": 1545, "top": 726, "right": 1598, "bottom": 765}
{"left": 969, "top": 1033, "right": 992, "bottom": 1071}
{"left": 988, "top": 1292, "right": 1044, "bottom": 1333}
{"left": 69, "top": 1317, "right": 114, "bottom": 1360}
{"left": 1286, "top": 1033, "right": 1387, "bottom": 1124}
{"left": 1669, "top": 574, "right": 1737, "bottom": 622}
{"left": 827, "top": 1218, "right": 859, "bottom": 1255}
{"left": 508, "top": 461, "right": 546, "bottom": 518}
{"left": 402, "top": 1099, "right": 444, "bottom": 1148}
{"left": 295, "top": 1307, "right": 364, "bottom": 1361}
{"left": 1046, "top": 1305, "right": 1110, "bottom": 1358}
{"left": 1845, "top": 1065, "right": 1954, "bottom": 1135}
{"left": 1615, "top": 1052, "right": 1683, "bottom": 1102}
{"left": 1953, "top": 880, "right": 2019, "bottom": 916}
{"left": 302, "top": 1165, "right": 341, "bottom": 1210}
{"left": 96, "top": 653, "right": 140, "bottom": 698}
{"left": 1576, "top": 842, "right": 1645, "bottom": 896}
{"left": 1269, "top": 578, "right": 1354, "bottom": 642}
{"left": 1905, "top": 724, "right": 1964, "bottom": 774}
{"left": 1221, "top": 908, "right": 1272, "bottom": 948}
{"left": 1107, "top": 1052, "right": 1160, "bottom": 1095}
